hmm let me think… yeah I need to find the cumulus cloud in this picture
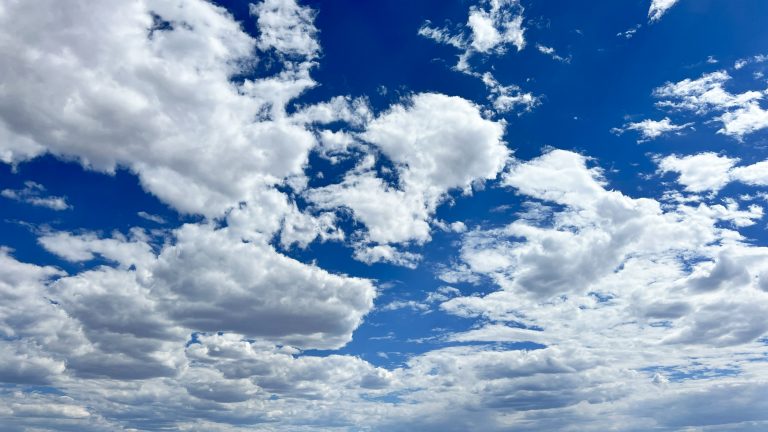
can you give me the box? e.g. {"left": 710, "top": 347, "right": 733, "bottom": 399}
{"left": 612, "top": 117, "right": 693, "bottom": 142}
{"left": 653, "top": 70, "right": 768, "bottom": 140}
{"left": 307, "top": 92, "right": 508, "bottom": 249}
{"left": 0, "top": 0, "right": 320, "bottom": 218}
{"left": 437, "top": 149, "right": 768, "bottom": 388}
{"left": 153, "top": 224, "right": 375, "bottom": 349}
{"left": 658, "top": 152, "right": 768, "bottom": 193}
{"left": 1, "top": 0, "right": 767, "bottom": 431}
{"left": 419, "top": 0, "right": 525, "bottom": 62}
{"left": 355, "top": 150, "right": 768, "bottom": 432}
{"left": 648, "top": 0, "right": 680, "bottom": 23}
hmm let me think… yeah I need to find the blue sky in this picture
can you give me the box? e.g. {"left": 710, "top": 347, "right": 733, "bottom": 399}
{"left": 1, "top": 0, "right": 768, "bottom": 430}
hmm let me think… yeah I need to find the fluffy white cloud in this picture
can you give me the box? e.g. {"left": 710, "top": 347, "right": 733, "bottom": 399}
{"left": 648, "top": 0, "right": 680, "bottom": 23}
{"left": 39, "top": 229, "right": 155, "bottom": 268}
{"left": 439, "top": 148, "right": 768, "bottom": 369}
{"left": 420, "top": 0, "right": 525, "bottom": 60}
{"left": 398, "top": 148, "right": 768, "bottom": 430}
{"left": 37, "top": 224, "right": 377, "bottom": 351}
{"left": 612, "top": 117, "right": 693, "bottom": 142}
{"left": 653, "top": 71, "right": 768, "bottom": 140}
{"left": 657, "top": 152, "right": 738, "bottom": 193}
{"left": 153, "top": 224, "right": 375, "bottom": 349}
{"left": 658, "top": 152, "right": 768, "bottom": 193}
{"left": 0, "top": 0, "right": 320, "bottom": 218}
{"left": 307, "top": 92, "right": 508, "bottom": 248}
{"left": 2, "top": 0, "right": 767, "bottom": 431}
{"left": 251, "top": 0, "right": 319, "bottom": 58}
{"left": 467, "top": 0, "right": 525, "bottom": 53}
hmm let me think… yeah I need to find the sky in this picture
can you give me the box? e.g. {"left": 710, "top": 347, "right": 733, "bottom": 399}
{"left": 1, "top": 0, "right": 768, "bottom": 430}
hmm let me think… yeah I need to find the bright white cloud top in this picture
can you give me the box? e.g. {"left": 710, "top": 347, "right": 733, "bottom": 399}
{"left": 1, "top": 0, "right": 768, "bottom": 431}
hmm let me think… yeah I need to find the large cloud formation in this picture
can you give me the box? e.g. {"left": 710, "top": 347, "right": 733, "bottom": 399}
{"left": 1, "top": 0, "right": 768, "bottom": 431}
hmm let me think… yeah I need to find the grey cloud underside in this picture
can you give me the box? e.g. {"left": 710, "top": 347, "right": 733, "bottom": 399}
{"left": 1, "top": 0, "right": 768, "bottom": 431}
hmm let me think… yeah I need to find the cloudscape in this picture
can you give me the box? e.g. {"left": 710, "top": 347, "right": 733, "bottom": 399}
{"left": 1, "top": 0, "right": 768, "bottom": 430}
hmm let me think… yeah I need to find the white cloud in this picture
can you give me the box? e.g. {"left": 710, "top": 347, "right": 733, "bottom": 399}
{"left": 617, "top": 24, "right": 642, "bottom": 39}
{"left": 442, "top": 149, "right": 768, "bottom": 342}
{"left": 734, "top": 53, "right": 768, "bottom": 70}
{"left": 653, "top": 70, "right": 768, "bottom": 140}
{"left": 658, "top": 152, "right": 768, "bottom": 193}
{"left": 1, "top": 181, "right": 70, "bottom": 210}
{"left": 251, "top": 0, "right": 319, "bottom": 58}
{"left": 420, "top": 0, "right": 525, "bottom": 60}
{"left": 39, "top": 229, "right": 155, "bottom": 268}
{"left": 150, "top": 224, "right": 377, "bottom": 350}
{"left": 307, "top": 93, "right": 508, "bottom": 249}
{"left": 467, "top": 2, "right": 525, "bottom": 53}
{"left": 481, "top": 72, "right": 540, "bottom": 113}
{"left": 353, "top": 244, "right": 422, "bottom": 269}
{"left": 0, "top": 0, "right": 320, "bottom": 218}
{"left": 137, "top": 211, "right": 166, "bottom": 224}
{"left": 1, "top": 0, "right": 767, "bottom": 430}
{"left": 657, "top": 152, "right": 738, "bottom": 193}
{"left": 418, "top": 148, "right": 768, "bottom": 430}
{"left": 718, "top": 101, "right": 768, "bottom": 138}
{"left": 612, "top": 117, "right": 693, "bottom": 142}
{"left": 648, "top": 0, "right": 680, "bottom": 23}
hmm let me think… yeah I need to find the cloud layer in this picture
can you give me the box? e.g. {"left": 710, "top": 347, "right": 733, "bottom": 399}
{"left": 1, "top": 0, "right": 767, "bottom": 431}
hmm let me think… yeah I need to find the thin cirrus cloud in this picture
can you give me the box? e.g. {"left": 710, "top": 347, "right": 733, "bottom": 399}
{"left": 1, "top": 0, "right": 768, "bottom": 431}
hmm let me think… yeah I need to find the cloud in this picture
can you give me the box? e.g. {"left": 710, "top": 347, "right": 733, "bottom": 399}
{"left": 617, "top": 24, "right": 642, "bottom": 39}
{"left": 418, "top": 0, "right": 537, "bottom": 115}
{"left": 1, "top": 181, "right": 70, "bottom": 210}
{"left": 648, "top": 0, "right": 680, "bottom": 23}
{"left": 1, "top": 1, "right": 767, "bottom": 431}
{"left": 251, "top": 0, "right": 320, "bottom": 58}
{"left": 612, "top": 117, "right": 693, "bottom": 142}
{"left": 152, "top": 224, "right": 376, "bottom": 349}
{"left": 353, "top": 244, "right": 422, "bottom": 269}
{"left": 137, "top": 211, "right": 166, "bottom": 224}
{"left": 419, "top": 0, "right": 525, "bottom": 61}
{"left": 439, "top": 148, "right": 768, "bottom": 352}
{"left": 481, "top": 72, "right": 540, "bottom": 113}
{"left": 734, "top": 53, "right": 768, "bottom": 70}
{"left": 0, "top": 0, "right": 319, "bottom": 218}
{"left": 657, "top": 152, "right": 768, "bottom": 193}
{"left": 307, "top": 92, "right": 508, "bottom": 249}
{"left": 406, "top": 148, "right": 768, "bottom": 430}
{"left": 656, "top": 152, "right": 738, "bottom": 192}
{"left": 535, "top": 44, "right": 570, "bottom": 63}
{"left": 653, "top": 71, "right": 768, "bottom": 140}
{"left": 467, "top": 0, "right": 525, "bottom": 53}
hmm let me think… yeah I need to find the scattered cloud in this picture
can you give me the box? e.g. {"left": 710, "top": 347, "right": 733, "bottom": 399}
{"left": 1, "top": 181, "right": 70, "bottom": 210}
{"left": 306, "top": 92, "right": 508, "bottom": 252}
{"left": 617, "top": 24, "right": 642, "bottom": 39}
{"left": 654, "top": 70, "right": 768, "bottom": 139}
{"left": 612, "top": 117, "right": 693, "bottom": 141}
{"left": 658, "top": 152, "right": 768, "bottom": 193}
{"left": 419, "top": 0, "right": 538, "bottom": 115}
{"left": 0, "top": 1, "right": 767, "bottom": 431}
{"left": 648, "top": 0, "right": 680, "bottom": 23}
{"left": 536, "top": 44, "right": 571, "bottom": 63}
{"left": 137, "top": 211, "right": 167, "bottom": 224}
